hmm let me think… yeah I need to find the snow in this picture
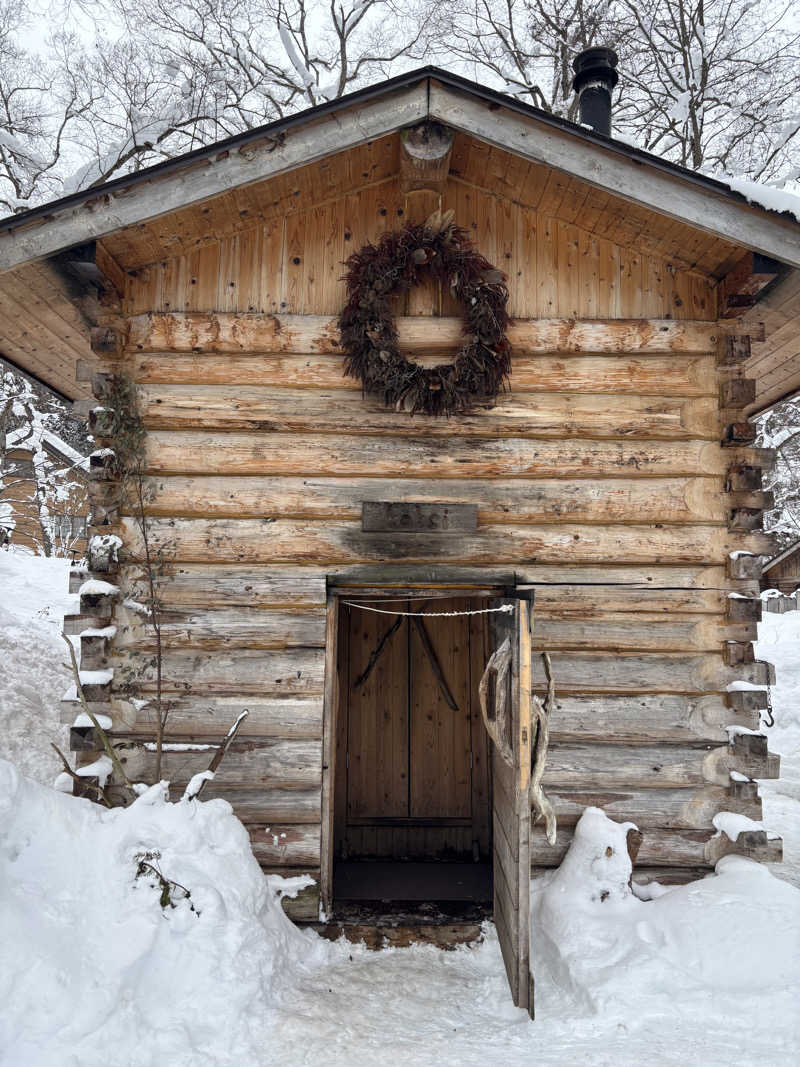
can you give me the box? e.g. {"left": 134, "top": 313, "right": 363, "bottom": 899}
{"left": 78, "top": 625, "right": 117, "bottom": 639}
{"left": 725, "top": 724, "right": 765, "bottom": 739}
{"left": 712, "top": 810, "right": 767, "bottom": 841}
{"left": 756, "top": 609, "right": 800, "bottom": 888}
{"left": 143, "top": 742, "right": 216, "bottom": 752}
{"left": 722, "top": 175, "right": 800, "bottom": 222}
{"left": 0, "top": 762, "right": 331, "bottom": 1066}
{"left": 0, "top": 549, "right": 73, "bottom": 783}
{"left": 74, "top": 753, "right": 113, "bottom": 787}
{"left": 6, "top": 426, "right": 89, "bottom": 471}
{"left": 182, "top": 770, "right": 215, "bottom": 800}
{"left": 77, "top": 579, "right": 119, "bottom": 597}
{"left": 78, "top": 668, "right": 113, "bottom": 685}
{"left": 72, "top": 712, "right": 113, "bottom": 729}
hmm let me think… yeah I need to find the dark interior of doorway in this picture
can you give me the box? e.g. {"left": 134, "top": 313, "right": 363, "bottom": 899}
{"left": 333, "top": 595, "right": 494, "bottom": 923}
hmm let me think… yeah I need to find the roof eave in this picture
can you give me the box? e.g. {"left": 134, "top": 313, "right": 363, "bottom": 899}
{"left": 1, "top": 67, "right": 799, "bottom": 273}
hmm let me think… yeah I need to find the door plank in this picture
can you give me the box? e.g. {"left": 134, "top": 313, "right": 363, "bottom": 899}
{"left": 346, "top": 603, "right": 409, "bottom": 821}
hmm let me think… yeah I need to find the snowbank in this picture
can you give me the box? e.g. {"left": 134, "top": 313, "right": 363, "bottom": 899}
{"left": 0, "top": 549, "right": 73, "bottom": 782}
{"left": 756, "top": 609, "right": 800, "bottom": 886}
{"left": 0, "top": 761, "right": 331, "bottom": 1067}
{"left": 532, "top": 808, "right": 800, "bottom": 1022}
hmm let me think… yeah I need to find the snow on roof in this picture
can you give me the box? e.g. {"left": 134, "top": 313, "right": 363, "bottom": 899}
{"left": 6, "top": 427, "right": 90, "bottom": 472}
{"left": 722, "top": 176, "right": 800, "bottom": 225}
{"left": 762, "top": 539, "right": 800, "bottom": 572}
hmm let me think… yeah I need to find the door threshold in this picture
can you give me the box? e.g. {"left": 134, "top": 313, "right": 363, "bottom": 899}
{"left": 301, "top": 902, "right": 489, "bottom": 950}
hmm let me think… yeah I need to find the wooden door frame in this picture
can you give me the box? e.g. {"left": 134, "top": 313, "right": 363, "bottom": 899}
{"left": 319, "top": 574, "right": 512, "bottom": 913}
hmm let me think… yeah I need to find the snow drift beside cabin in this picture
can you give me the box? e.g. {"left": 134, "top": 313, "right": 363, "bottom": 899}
{"left": 0, "top": 760, "right": 331, "bottom": 1067}
{"left": 531, "top": 807, "right": 800, "bottom": 1018}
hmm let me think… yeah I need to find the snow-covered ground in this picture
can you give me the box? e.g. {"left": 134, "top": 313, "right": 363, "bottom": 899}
{"left": 757, "top": 605, "right": 800, "bottom": 887}
{"left": 0, "top": 549, "right": 72, "bottom": 783}
{"left": 1, "top": 549, "right": 799, "bottom": 1066}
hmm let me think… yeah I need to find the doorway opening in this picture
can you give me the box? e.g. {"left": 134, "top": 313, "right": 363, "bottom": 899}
{"left": 331, "top": 594, "right": 494, "bottom": 922}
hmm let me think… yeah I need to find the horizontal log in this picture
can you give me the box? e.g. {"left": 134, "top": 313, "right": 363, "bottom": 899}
{"left": 139, "top": 385, "right": 719, "bottom": 440}
{"left": 548, "top": 785, "right": 761, "bottom": 830}
{"left": 631, "top": 866, "right": 710, "bottom": 885}
{"left": 122, "top": 565, "right": 327, "bottom": 610}
{"left": 726, "top": 597, "right": 762, "bottom": 622}
{"left": 542, "top": 742, "right": 772, "bottom": 789}
{"left": 533, "top": 614, "right": 755, "bottom": 651}
{"left": 248, "top": 824, "right": 321, "bottom": 867}
{"left": 127, "top": 313, "right": 739, "bottom": 356}
{"left": 121, "top": 562, "right": 749, "bottom": 612}
{"left": 118, "top": 516, "right": 773, "bottom": 567}
{"left": 204, "top": 786, "right": 321, "bottom": 824}
{"left": 118, "top": 608, "right": 327, "bottom": 651}
{"left": 531, "top": 652, "right": 773, "bottom": 693}
{"left": 136, "top": 357, "right": 717, "bottom": 399}
{"left": 63, "top": 613, "right": 106, "bottom": 635}
{"left": 330, "top": 562, "right": 748, "bottom": 591}
{"left": 140, "top": 474, "right": 732, "bottom": 525}
{"left": 143, "top": 431, "right": 773, "bottom": 480}
{"left": 119, "top": 605, "right": 753, "bottom": 653}
{"left": 115, "top": 648, "right": 326, "bottom": 696}
{"left": 530, "top": 826, "right": 782, "bottom": 867}
{"left": 124, "top": 696, "right": 323, "bottom": 739}
{"left": 114, "top": 738, "right": 321, "bottom": 788}
{"left": 548, "top": 694, "right": 760, "bottom": 743}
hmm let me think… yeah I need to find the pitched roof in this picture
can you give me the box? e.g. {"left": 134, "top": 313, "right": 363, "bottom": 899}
{"left": 763, "top": 540, "right": 800, "bottom": 572}
{"left": 1, "top": 67, "right": 799, "bottom": 273}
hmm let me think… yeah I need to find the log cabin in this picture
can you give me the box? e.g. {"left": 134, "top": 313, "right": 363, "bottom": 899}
{"left": 761, "top": 541, "right": 800, "bottom": 595}
{"left": 0, "top": 426, "right": 88, "bottom": 556}
{"left": 1, "top": 58, "right": 799, "bottom": 1015}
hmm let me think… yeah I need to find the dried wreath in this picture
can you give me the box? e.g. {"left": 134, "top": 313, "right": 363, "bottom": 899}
{"left": 338, "top": 210, "right": 512, "bottom": 416}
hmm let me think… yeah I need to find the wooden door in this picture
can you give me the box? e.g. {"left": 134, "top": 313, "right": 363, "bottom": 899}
{"left": 481, "top": 594, "right": 534, "bottom": 1017}
{"left": 337, "top": 598, "right": 490, "bottom": 861}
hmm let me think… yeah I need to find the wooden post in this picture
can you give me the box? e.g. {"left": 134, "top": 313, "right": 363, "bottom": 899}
{"left": 399, "top": 122, "right": 454, "bottom": 194}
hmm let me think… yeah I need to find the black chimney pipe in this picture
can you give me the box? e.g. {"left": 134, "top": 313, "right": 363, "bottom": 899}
{"left": 571, "top": 47, "right": 619, "bottom": 137}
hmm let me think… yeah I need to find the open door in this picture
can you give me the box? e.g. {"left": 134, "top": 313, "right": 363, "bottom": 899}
{"left": 479, "top": 592, "right": 534, "bottom": 1017}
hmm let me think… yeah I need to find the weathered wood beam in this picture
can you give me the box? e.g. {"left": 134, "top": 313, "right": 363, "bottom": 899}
{"left": 120, "top": 605, "right": 757, "bottom": 654}
{"left": 530, "top": 826, "right": 782, "bottom": 867}
{"left": 134, "top": 353, "right": 720, "bottom": 397}
{"left": 427, "top": 81, "right": 800, "bottom": 268}
{"left": 139, "top": 431, "right": 775, "bottom": 480}
{"left": 0, "top": 84, "right": 429, "bottom": 272}
{"left": 118, "top": 515, "right": 775, "bottom": 567}
{"left": 136, "top": 474, "right": 738, "bottom": 526}
{"left": 127, "top": 313, "right": 757, "bottom": 356}
{"left": 399, "top": 122, "right": 454, "bottom": 193}
{"left": 718, "top": 252, "right": 782, "bottom": 318}
{"left": 134, "top": 386, "right": 721, "bottom": 440}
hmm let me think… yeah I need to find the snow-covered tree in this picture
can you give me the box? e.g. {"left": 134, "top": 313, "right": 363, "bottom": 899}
{"left": 614, "top": 0, "right": 800, "bottom": 181}
{"left": 438, "top": 0, "right": 624, "bottom": 116}
{"left": 439, "top": 0, "right": 799, "bottom": 185}
{"left": 0, "top": 364, "right": 90, "bottom": 556}
{"left": 755, "top": 398, "right": 800, "bottom": 556}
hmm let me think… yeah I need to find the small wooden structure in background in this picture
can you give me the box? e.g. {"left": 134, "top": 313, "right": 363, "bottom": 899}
{"left": 0, "top": 429, "right": 88, "bottom": 555}
{"left": 761, "top": 541, "right": 800, "bottom": 594}
{"left": 1, "top": 67, "right": 798, "bottom": 1015}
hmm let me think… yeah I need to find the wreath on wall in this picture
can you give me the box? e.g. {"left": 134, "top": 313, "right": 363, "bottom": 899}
{"left": 338, "top": 210, "right": 512, "bottom": 416}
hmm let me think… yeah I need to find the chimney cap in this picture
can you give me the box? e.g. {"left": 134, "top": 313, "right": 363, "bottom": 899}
{"left": 571, "top": 47, "right": 619, "bottom": 94}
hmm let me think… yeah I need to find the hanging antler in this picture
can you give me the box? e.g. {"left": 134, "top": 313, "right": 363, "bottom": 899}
{"left": 478, "top": 637, "right": 514, "bottom": 765}
{"left": 530, "top": 651, "right": 557, "bottom": 845}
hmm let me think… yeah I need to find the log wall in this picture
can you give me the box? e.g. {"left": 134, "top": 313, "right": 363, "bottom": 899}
{"left": 69, "top": 180, "right": 782, "bottom": 917}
